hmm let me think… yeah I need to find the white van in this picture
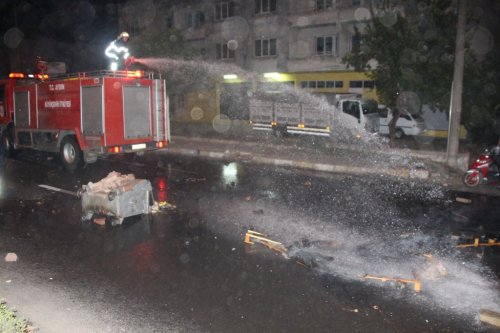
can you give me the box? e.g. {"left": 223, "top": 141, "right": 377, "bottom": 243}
{"left": 378, "top": 108, "right": 426, "bottom": 138}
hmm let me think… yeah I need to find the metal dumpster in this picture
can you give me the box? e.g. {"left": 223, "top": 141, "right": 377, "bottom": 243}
{"left": 81, "top": 171, "right": 153, "bottom": 225}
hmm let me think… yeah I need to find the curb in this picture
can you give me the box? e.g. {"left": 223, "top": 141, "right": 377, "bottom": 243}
{"left": 164, "top": 135, "right": 500, "bottom": 196}
{"left": 161, "top": 147, "right": 430, "bottom": 180}
{"left": 171, "top": 135, "right": 469, "bottom": 170}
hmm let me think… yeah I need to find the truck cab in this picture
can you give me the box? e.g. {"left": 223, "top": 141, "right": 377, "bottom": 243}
{"left": 335, "top": 96, "right": 380, "bottom": 134}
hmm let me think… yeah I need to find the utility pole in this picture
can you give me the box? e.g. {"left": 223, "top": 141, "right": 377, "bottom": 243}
{"left": 447, "top": 0, "right": 466, "bottom": 168}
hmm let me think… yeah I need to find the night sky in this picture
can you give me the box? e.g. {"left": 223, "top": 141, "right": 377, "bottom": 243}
{"left": 0, "top": 0, "right": 124, "bottom": 75}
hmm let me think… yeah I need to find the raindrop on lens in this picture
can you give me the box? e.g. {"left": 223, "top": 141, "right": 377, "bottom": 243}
{"left": 396, "top": 91, "right": 421, "bottom": 115}
{"left": 4, "top": 28, "right": 24, "bottom": 48}
{"left": 221, "top": 16, "right": 250, "bottom": 42}
{"left": 227, "top": 40, "right": 238, "bottom": 51}
{"left": 469, "top": 26, "right": 494, "bottom": 56}
{"left": 179, "top": 253, "right": 190, "bottom": 264}
{"left": 379, "top": 11, "right": 397, "bottom": 28}
{"left": 212, "top": 114, "right": 231, "bottom": 133}
{"left": 296, "top": 16, "right": 309, "bottom": 26}
{"left": 354, "top": 7, "right": 371, "bottom": 21}
{"left": 190, "top": 107, "right": 204, "bottom": 121}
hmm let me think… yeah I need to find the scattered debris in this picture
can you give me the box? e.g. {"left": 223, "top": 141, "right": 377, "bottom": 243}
{"left": 299, "top": 238, "right": 341, "bottom": 249}
{"left": 5, "top": 253, "right": 17, "bottom": 262}
{"left": 93, "top": 217, "right": 106, "bottom": 226}
{"left": 414, "top": 254, "right": 448, "bottom": 281}
{"left": 480, "top": 309, "right": 500, "bottom": 328}
{"left": 291, "top": 251, "right": 334, "bottom": 269}
{"left": 457, "top": 237, "right": 500, "bottom": 248}
{"left": 184, "top": 177, "right": 206, "bottom": 183}
{"left": 456, "top": 197, "right": 472, "bottom": 204}
{"left": 151, "top": 201, "right": 177, "bottom": 213}
{"left": 362, "top": 254, "right": 448, "bottom": 292}
{"left": 38, "top": 184, "right": 78, "bottom": 197}
{"left": 342, "top": 307, "right": 359, "bottom": 313}
{"left": 244, "top": 230, "right": 288, "bottom": 257}
{"left": 363, "top": 274, "right": 421, "bottom": 293}
{"left": 286, "top": 238, "right": 339, "bottom": 269}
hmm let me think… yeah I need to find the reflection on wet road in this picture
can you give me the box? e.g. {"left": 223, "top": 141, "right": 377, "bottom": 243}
{"left": 0, "top": 151, "right": 499, "bottom": 333}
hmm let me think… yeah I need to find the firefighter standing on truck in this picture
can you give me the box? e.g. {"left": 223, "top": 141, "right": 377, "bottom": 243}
{"left": 105, "top": 32, "right": 130, "bottom": 71}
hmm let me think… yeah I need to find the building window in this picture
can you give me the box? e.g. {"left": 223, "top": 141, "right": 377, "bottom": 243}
{"left": 216, "top": 1, "right": 235, "bottom": 21}
{"left": 185, "top": 11, "right": 205, "bottom": 28}
{"left": 195, "top": 12, "right": 205, "bottom": 26}
{"left": 348, "top": 80, "right": 375, "bottom": 88}
{"left": 316, "top": 0, "right": 333, "bottom": 10}
{"left": 255, "top": 38, "right": 277, "bottom": 57}
{"left": 301, "top": 80, "right": 343, "bottom": 89}
{"left": 351, "top": 32, "right": 361, "bottom": 52}
{"left": 364, "top": 81, "right": 375, "bottom": 89}
{"left": 316, "top": 36, "right": 337, "bottom": 55}
{"left": 255, "top": 0, "right": 276, "bottom": 14}
{"left": 127, "top": 19, "right": 140, "bottom": 34}
{"left": 216, "top": 43, "right": 235, "bottom": 59}
{"left": 165, "top": 15, "right": 174, "bottom": 29}
{"left": 352, "top": 0, "right": 361, "bottom": 6}
{"left": 185, "top": 14, "right": 193, "bottom": 28}
{"left": 328, "top": 80, "right": 343, "bottom": 88}
{"left": 349, "top": 80, "right": 363, "bottom": 88}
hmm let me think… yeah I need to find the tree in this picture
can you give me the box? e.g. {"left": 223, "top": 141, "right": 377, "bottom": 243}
{"left": 342, "top": 0, "right": 469, "bottom": 146}
{"left": 461, "top": 53, "right": 500, "bottom": 144}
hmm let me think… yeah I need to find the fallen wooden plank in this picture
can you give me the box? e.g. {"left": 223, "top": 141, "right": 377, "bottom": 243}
{"left": 456, "top": 197, "right": 472, "bottom": 204}
{"left": 244, "top": 230, "right": 288, "bottom": 256}
{"left": 457, "top": 238, "right": 500, "bottom": 248}
{"left": 363, "top": 274, "right": 421, "bottom": 292}
{"left": 480, "top": 309, "right": 500, "bottom": 328}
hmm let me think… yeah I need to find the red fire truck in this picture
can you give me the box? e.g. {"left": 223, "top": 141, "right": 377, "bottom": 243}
{"left": 0, "top": 70, "right": 169, "bottom": 171}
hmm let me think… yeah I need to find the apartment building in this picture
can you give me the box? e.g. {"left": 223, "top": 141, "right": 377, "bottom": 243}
{"left": 118, "top": 0, "right": 376, "bottom": 122}
{"left": 118, "top": 0, "right": 371, "bottom": 73}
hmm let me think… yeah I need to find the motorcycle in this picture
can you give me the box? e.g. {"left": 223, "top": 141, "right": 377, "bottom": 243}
{"left": 463, "top": 149, "right": 500, "bottom": 188}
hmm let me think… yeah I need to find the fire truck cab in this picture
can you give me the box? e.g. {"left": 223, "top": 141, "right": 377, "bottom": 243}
{"left": 0, "top": 70, "right": 169, "bottom": 171}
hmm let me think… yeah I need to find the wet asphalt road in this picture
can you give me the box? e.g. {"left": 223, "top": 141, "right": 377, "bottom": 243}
{"left": 0, "top": 150, "right": 499, "bottom": 333}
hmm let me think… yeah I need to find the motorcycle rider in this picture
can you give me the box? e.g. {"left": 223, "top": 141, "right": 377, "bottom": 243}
{"left": 105, "top": 32, "right": 130, "bottom": 71}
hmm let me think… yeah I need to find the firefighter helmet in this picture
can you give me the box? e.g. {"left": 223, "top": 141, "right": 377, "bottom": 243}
{"left": 119, "top": 32, "right": 129, "bottom": 40}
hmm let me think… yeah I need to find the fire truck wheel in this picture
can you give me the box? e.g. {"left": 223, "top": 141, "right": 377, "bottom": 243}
{"left": 60, "top": 136, "right": 82, "bottom": 171}
{"left": 2, "top": 130, "right": 17, "bottom": 158}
